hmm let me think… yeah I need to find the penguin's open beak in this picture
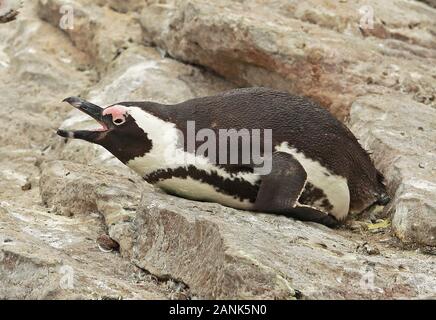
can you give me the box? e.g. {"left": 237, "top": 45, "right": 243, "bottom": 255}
{"left": 57, "top": 97, "right": 110, "bottom": 143}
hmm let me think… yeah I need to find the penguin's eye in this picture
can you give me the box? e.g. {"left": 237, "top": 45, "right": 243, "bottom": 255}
{"left": 113, "top": 117, "right": 126, "bottom": 126}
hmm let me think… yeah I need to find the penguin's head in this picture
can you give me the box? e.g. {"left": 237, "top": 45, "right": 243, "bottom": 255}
{"left": 349, "top": 164, "right": 390, "bottom": 213}
{"left": 57, "top": 97, "right": 152, "bottom": 163}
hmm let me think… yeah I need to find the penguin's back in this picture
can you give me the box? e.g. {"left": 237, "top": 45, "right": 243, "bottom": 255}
{"left": 170, "top": 87, "right": 369, "bottom": 176}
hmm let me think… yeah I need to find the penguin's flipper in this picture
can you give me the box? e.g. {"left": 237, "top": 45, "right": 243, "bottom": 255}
{"left": 254, "top": 151, "right": 339, "bottom": 227}
{"left": 254, "top": 152, "right": 307, "bottom": 212}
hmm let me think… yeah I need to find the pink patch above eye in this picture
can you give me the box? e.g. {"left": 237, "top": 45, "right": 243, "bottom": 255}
{"left": 103, "top": 105, "right": 127, "bottom": 122}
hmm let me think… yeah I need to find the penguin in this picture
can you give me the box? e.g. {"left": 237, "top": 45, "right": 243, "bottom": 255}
{"left": 57, "top": 87, "right": 390, "bottom": 227}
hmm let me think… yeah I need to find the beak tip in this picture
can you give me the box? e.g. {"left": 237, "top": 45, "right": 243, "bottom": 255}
{"left": 57, "top": 129, "right": 73, "bottom": 138}
{"left": 62, "top": 96, "right": 82, "bottom": 108}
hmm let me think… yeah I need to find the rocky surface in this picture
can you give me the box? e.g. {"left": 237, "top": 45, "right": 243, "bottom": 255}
{"left": 36, "top": 160, "right": 436, "bottom": 299}
{"left": 0, "top": 0, "right": 435, "bottom": 299}
{"left": 0, "top": 202, "right": 168, "bottom": 299}
{"left": 0, "top": 1, "right": 179, "bottom": 299}
{"left": 133, "top": 192, "right": 436, "bottom": 299}
{"left": 349, "top": 95, "right": 436, "bottom": 247}
{"left": 140, "top": 0, "right": 436, "bottom": 119}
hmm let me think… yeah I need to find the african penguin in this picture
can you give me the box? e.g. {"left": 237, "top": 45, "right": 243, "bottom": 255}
{"left": 57, "top": 87, "right": 390, "bottom": 227}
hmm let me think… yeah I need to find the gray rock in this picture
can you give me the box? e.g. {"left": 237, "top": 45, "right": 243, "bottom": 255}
{"left": 93, "top": 0, "right": 146, "bottom": 14}
{"left": 140, "top": 0, "right": 436, "bottom": 119}
{"left": 418, "top": 0, "right": 436, "bottom": 9}
{"left": 38, "top": 0, "right": 143, "bottom": 73}
{"left": 130, "top": 190, "right": 436, "bottom": 299}
{"left": 39, "top": 160, "right": 146, "bottom": 256}
{"left": 349, "top": 94, "right": 436, "bottom": 246}
{"left": 0, "top": 204, "right": 167, "bottom": 299}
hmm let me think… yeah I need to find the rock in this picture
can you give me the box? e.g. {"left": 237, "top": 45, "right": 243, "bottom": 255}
{"left": 94, "top": 0, "right": 145, "bottom": 14}
{"left": 0, "top": 0, "right": 94, "bottom": 235}
{"left": 38, "top": 0, "right": 143, "bottom": 73}
{"left": 130, "top": 189, "right": 436, "bottom": 299}
{"left": 349, "top": 94, "right": 436, "bottom": 247}
{"left": 97, "top": 234, "right": 120, "bottom": 252}
{"left": 21, "top": 181, "right": 32, "bottom": 191}
{"left": 0, "top": 8, "right": 92, "bottom": 149}
{"left": 0, "top": 204, "right": 166, "bottom": 299}
{"left": 39, "top": 160, "right": 146, "bottom": 256}
{"left": 140, "top": 0, "right": 436, "bottom": 119}
{"left": 37, "top": 161, "right": 436, "bottom": 299}
{"left": 85, "top": 45, "right": 233, "bottom": 105}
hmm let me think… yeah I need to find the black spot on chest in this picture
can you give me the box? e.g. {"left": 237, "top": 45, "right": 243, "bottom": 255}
{"left": 144, "top": 165, "right": 260, "bottom": 202}
{"left": 298, "top": 182, "right": 333, "bottom": 212}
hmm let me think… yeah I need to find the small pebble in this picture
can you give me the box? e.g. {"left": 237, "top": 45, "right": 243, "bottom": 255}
{"left": 21, "top": 182, "right": 31, "bottom": 191}
{"left": 97, "top": 234, "right": 120, "bottom": 252}
{"left": 357, "top": 242, "right": 380, "bottom": 255}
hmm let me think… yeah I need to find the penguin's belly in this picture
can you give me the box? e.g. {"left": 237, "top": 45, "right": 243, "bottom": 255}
{"left": 156, "top": 177, "right": 255, "bottom": 210}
